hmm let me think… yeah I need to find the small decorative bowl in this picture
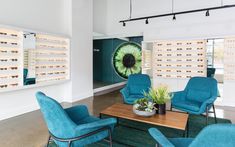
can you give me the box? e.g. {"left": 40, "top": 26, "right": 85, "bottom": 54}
{"left": 133, "top": 106, "right": 156, "bottom": 117}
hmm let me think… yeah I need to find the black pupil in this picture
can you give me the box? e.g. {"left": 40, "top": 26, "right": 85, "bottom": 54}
{"left": 122, "top": 54, "right": 136, "bottom": 68}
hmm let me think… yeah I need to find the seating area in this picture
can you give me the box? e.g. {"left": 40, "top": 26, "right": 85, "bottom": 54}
{"left": 0, "top": 1, "right": 235, "bottom": 147}
{"left": 32, "top": 75, "right": 232, "bottom": 147}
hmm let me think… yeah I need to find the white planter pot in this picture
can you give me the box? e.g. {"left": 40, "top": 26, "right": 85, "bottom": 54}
{"left": 133, "top": 106, "right": 156, "bottom": 117}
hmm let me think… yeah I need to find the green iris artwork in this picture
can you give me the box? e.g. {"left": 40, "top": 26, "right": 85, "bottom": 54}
{"left": 113, "top": 42, "right": 142, "bottom": 79}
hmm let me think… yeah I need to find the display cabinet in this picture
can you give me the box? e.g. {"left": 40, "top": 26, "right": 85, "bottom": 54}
{"left": 0, "top": 28, "right": 23, "bottom": 90}
{"left": 0, "top": 25, "right": 70, "bottom": 92}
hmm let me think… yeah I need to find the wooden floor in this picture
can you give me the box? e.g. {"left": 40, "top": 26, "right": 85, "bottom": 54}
{"left": 0, "top": 90, "right": 234, "bottom": 147}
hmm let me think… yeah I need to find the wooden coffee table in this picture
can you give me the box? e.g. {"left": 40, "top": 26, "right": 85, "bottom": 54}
{"left": 100, "top": 103, "right": 189, "bottom": 136}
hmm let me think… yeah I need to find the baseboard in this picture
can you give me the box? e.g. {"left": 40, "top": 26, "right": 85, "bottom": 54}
{"left": 94, "top": 82, "right": 126, "bottom": 93}
{"left": 68, "top": 92, "right": 94, "bottom": 103}
{"left": 0, "top": 104, "right": 39, "bottom": 121}
{"left": 94, "top": 82, "right": 126, "bottom": 96}
{"left": 0, "top": 98, "right": 64, "bottom": 121}
{"left": 217, "top": 101, "right": 235, "bottom": 107}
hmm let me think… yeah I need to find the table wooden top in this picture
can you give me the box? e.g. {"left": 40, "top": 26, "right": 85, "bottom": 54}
{"left": 100, "top": 103, "right": 189, "bottom": 130}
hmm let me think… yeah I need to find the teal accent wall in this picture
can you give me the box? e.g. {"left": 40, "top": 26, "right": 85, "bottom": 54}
{"left": 93, "top": 37, "right": 143, "bottom": 84}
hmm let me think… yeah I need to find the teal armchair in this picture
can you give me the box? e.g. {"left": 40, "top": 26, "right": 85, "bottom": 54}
{"left": 207, "top": 68, "right": 216, "bottom": 78}
{"left": 149, "top": 124, "right": 235, "bottom": 147}
{"left": 36, "top": 92, "right": 116, "bottom": 147}
{"left": 23, "top": 68, "right": 35, "bottom": 85}
{"left": 171, "top": 77, "right": 218, "bottom": 124}
{"left": 120, "top": 74, "right": 151, "bottom": 104}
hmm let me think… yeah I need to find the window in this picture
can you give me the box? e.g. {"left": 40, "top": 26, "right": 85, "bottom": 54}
{"left": 206, "top": 39, "right": 224, "bottom": 75}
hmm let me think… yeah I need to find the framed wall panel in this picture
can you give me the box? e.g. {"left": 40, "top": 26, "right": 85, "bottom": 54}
{"left": 224, "top": 38, "right": 235, "bottom": 81}
{"left": 35, "top": 34, "right": 70, "bottom": 83}
{"left": 0, "top": 28, "right": 23, "bottom": 90}
{"left": 153, "top": 40, "right": 207, "bottom": 79}
{"left": 142, "top": 42, "right": 153, "bottom": 77}
{"left": 0, "top": 25, "right": 70, "bottom": 92}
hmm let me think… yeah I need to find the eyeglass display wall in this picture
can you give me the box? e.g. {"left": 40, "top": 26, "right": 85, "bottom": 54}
{"left": 152, "top": 40, "right": 207, "bottom": 79}
{"left": 35, "top": 34, "right": 69, "bottom": 83}
{"left": 0, "top": 28, "right": 23, "bottom": 90}
{"left": 224, "top": 38, "right": 235, "bottom": 81}
{"left": 0, "top": 26, "right": 70, "bottom": 92}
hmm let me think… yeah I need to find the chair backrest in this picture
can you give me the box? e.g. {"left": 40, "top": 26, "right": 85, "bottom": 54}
{"left": 23, "top": 68, "right": 28, "bottom": 79}
{"left": 127, "top": 74, "right": 151, "bottom": 95}
{"left": 207, "top": 68, "right": 216, "bottom": 78}
{"left": 185, "top": 77, "right": 218, "bottom": 103}
{"left": 190, "top": 124, "right": 235, "bottom": 147}
{"left": 36, "top": 92, "right": 77, "bottom": 138}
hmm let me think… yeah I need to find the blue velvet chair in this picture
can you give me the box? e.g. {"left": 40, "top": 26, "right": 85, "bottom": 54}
{"left": 23, "top": 68, "right": 35, "bottom": 85}
{"left": 207, "top": 68, "right": 216, "bottom": 78}
{"left": 171, "top": 77, "right": 218, "bottom": 124}
{"left": 149, "top": 124, "right": 235, "bottom": 147}
{"left": 120, "top": 74, "right": 151, "bottom": 104}
{"left": 36, "top": 92, "right": 116, "bottom": 147}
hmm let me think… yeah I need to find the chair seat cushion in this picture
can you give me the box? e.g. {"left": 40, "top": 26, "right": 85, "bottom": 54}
{"left": 77, "top": 116, "right": 100, "bottom": 125}
{"left": 186, "top": 89, "right": 211, "bottom": 103}
{"left": 124, "top": 94, "right": 144, "bottom": 104}
{"left": 129, "top": 85, "right": 149, "bottom": 95}
{"left": 169, "top": 138, "right": 194, "bottom": 147}
{"left": 172, "top": 100, "right": 201, "bottom": 112}
{"left": 129, "top": 94, "right": 144, "bottom": 99}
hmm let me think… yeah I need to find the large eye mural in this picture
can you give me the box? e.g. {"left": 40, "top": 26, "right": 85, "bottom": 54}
{"left": 113, "top": 42, "right": 142, "bottom": 79}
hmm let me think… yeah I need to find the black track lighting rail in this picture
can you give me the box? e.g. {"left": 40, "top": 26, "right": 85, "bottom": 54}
{"left": 119, "top": 4, "right": 235, "bottom": 24}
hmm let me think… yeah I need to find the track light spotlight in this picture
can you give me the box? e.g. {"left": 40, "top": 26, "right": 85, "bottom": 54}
{"left": 206, "top": 10, "right": 210, "bottom": 16}
{"left": 145, "top": 18, "right": 149, "bottom": 24}
{"left": 123, "top": 22, "right": 126, "bottom": 27}
{"left": 173, "top": 14, "right": 176, "bottom": 20}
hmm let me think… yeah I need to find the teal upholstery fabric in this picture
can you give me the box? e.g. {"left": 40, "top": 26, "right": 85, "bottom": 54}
{"left": 120, "top": 74, "right": 151, "bottom": 104}
{"left": 36, "top": 92, "right": 116, "bottom": 147}
{"left": 149, "top": 124, "right": 235, "bottom": 147}
{"left": 207, "top": 68, "right": 216, "bottom": 78}
{"left": 186, "top": 89, "right": 211, "bottom": 103}
{"left": 171, "top": 77, "right": 218, "bottom": 114}
{"left": 172, "top": 101, "right": 201, "bottom": 112}
{"left": 169, "top": 138, "right": 193, "bottom": 147}
{"left": 23, "top": 68, "right": 35, "bottom": 85}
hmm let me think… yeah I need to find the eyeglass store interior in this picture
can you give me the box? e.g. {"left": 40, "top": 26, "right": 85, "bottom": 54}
{"left": 0, "top": 0, "right": 235, "bottom": 147}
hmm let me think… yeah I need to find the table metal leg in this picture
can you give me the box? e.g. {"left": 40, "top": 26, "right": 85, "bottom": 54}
{"left": 183, "top": 121, "right": 189, "bottom": 137}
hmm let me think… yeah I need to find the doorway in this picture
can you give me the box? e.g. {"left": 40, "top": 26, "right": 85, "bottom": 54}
{"left": 206, "top": 39, "right": 224, "bottom": 99}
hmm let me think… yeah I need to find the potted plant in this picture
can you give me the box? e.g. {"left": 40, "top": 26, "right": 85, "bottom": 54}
{"left": 144, "top": 86, "right": 172, "bottom": 114}
{"left": 133, "top": 98, "right": 156, "bottom": 117}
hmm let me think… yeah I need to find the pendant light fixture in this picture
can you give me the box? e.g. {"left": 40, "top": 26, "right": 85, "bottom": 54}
{"left": 120, "top": 0, "right": 235, "bottom": 26}
{"left": 205, "top": 10, "right": 210, "bottom": 16}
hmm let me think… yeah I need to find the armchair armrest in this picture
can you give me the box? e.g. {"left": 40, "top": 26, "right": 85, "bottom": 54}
{"left": 65, "top": 105, "right": 90, "bottom": 123}
{"left": 171, "top": 91, "right": 186, "bottom": 103}
{"left": 76, "top": 118, "right": 117, "bottom": 136}
{"left": 199, "top": 96, "right": 217, "bottom": 114}
{"left": 120, "top": 87, "right": 129, "bottom": 99}
{"left": 148, "top": 128, "right": 174, "bottom": 147}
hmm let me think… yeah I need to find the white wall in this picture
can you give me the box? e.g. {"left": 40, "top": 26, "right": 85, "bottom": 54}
{"left": 0, "top": 0, "right": 68, "bottom": 35}
{"left": 0, "top": 0, "right": 93, "bottom": 120}
{"left": 94, "top": 0, "right": 235, "bottom": 37}
{"left": 93, "top": 0, "right": 235, "bottom": 106}
{"left": 93, "top": 0, "right": 108, "bottom": 35}
{"left": 70, "top": 0, "right": 93, "bottom": 102}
